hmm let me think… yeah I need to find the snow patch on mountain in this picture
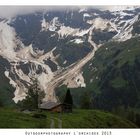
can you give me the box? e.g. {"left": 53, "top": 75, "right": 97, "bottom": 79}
{"left": 41, "top": 16, "right": 61, "bottom": 32}
{"left": 38, "top": 72, "right": 50, "bottom": 92}
{"left": 75, "top": 28, "right": 90, "bottom": 36}
{"left": 49, "top": 17, "right": 61, "bottom": 32}
{"left": 38, "top": 47, "right": 57, "bottom": 64}
{"left": 58, "top": 25, "right": 90, "bottom": 38}
{"left": 79, "top": 8, "right": 87, "bottom": 13}
{"left": 30, "top": 60, "right": 54, "bottom": 78}
{"left": 58, "top": 26, "right": 79, "bottom": 37}
{"left": 4, "top": 71, "right": 16, "bottom": 87}
{"left": 41, "top": 18, "right": 49, "bottom": 31}
{"left": 13, "top": 85, "right": 27, "bottom": 103}
{"left": 17, "top": 44, "right": 35, "bottom": 60}
{"left": 83, "top": 13, "right": 91, "bottom": 17}
{"left": 113, "top": 10, "right": 134, "bottom": 17}
{"left": 75, "top": 73, "right": 86, "bottom": 87}
{"left": 13, "top": 62, "right": 31, "bottom": 83}
{"left": 4, "top": 70, "right": 27, "bottom": 103}
{"left": 113, "top": 15, "right": 139, "bottom": 41}
{"left": 87, "top": 18, "right": 116, "bottom": 32}
{"left": 70, "top": 38, "right": 84, "bottom": 44}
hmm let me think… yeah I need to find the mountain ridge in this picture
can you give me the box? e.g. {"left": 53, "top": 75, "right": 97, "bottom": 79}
{"left": 0, "top": 6, "right": 140, "bottom": 106}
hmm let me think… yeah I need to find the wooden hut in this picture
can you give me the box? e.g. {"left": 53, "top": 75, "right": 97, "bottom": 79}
{"left": 39, "top": 101, "right": 72, "bottom": 113}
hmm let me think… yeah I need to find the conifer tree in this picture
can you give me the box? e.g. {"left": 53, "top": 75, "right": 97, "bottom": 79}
{"left": 64, "top": 88, "right": 73, "bottom": 105}
{"left": 18, "top": 78, "right": 45, "bottom": 110}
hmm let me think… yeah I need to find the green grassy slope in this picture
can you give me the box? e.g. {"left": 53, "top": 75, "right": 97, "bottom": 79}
{"left": 56, "top": 109, "right": 136, "bottom": 128}
{"left": 0, "top": 108, "right": 136, "bottom": 128}
{"left": 0, "top": 108, "right": 48, "bottom": 128}
{"left": 56, "top": 37, "right": 140, "bottom": 115}
{"left": 82, "top": 37, "right": 140, "bottom": 110}
{"left": 83, "top": 36, "right": 140, "bottom": 88}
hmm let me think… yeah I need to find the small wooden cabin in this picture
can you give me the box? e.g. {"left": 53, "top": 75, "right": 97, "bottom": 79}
{"left": 39, "top": 101, "right": 72, "bottom": 113}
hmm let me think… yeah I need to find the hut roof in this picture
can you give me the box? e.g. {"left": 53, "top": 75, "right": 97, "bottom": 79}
{"left": 40, "top": 101, "right": 61, "bottom": 110}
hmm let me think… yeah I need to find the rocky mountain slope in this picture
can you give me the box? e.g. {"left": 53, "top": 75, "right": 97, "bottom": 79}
{"left": 0, "top": 6, "right": 140, "bottom": 106}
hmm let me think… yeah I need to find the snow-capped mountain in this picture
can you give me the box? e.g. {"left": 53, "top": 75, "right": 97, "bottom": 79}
{"left": 0, "top": 6, "right": 140, "bottom": 105}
